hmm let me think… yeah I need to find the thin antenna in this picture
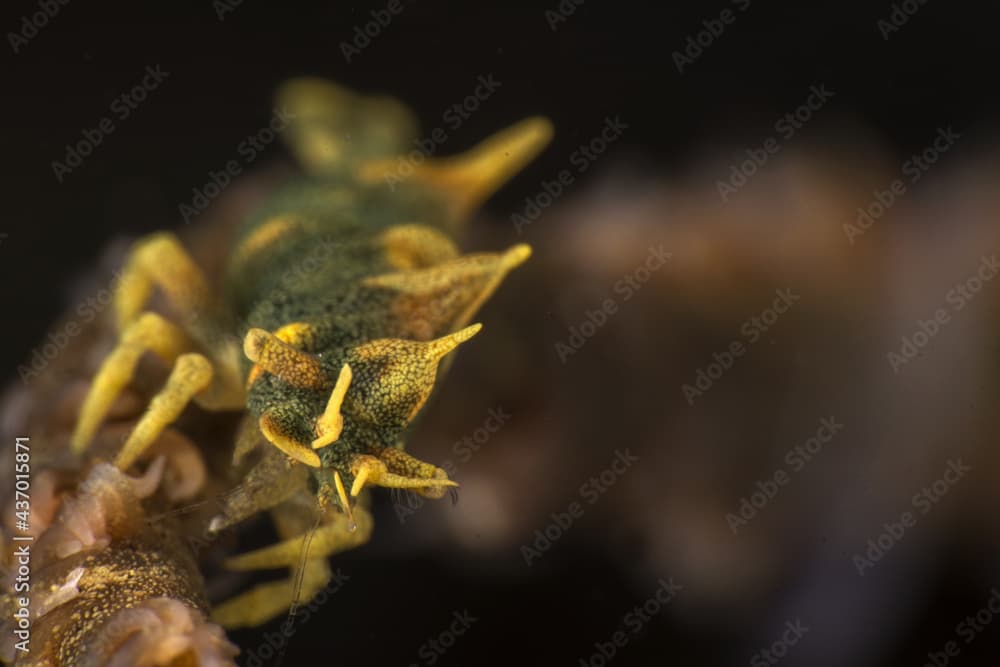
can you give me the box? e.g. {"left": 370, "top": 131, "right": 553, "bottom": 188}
{"left": 144, "top": 481, "right": 248, "bottom": 523}
{"left": 145, "top": 498, "right": 211, "bottom": 522}
{"left": 273, "top": 498, "right": 323, "bottom": 667}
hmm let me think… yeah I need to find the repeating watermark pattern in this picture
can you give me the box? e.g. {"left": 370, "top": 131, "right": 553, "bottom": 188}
{"left": 554, "top": 244, "right": 670, "bottom": 363}
{"left": 391, "top": 406, "right": 512, "bottom": 523}
{"left": 844, "top": 126, "right": 960, "bottom": 244}
{"left": 213, "top": 0, "right": 245, "bottom": 20}
{"left": 512, "top": 116, "right": 628, "bottom": 235}
{"left": 179, "top": 106, "right": 295, "bottom": 224}
{"left": 521, "top": 449, "right": 638, "bottom": 566}
{"left": 672, "top": 0, "right": 752, "bottom": 74}
{"left": 877, "top": 0, "right": 931, "bottom": 40}
{"left": 853, "top": 458, "right": 970, "bottom": 576}
{"left": 750, "top": 619, "right": 810, "bottom": 666}
{"left": 380, "top": 74, "right": 503, "bottom": 190}
{"left": 716, "top": 84, "right": 835, "bottom": 202}
{"left": 340, "top": 0, "right": 406, "bottom": 63}
{"left": 17, "top": 225, "right": 331, "bottom": 386}
{"left": 726, "top": 417, "right": 844, "bottom": 534}
{"left": 887, "top": 253, "right": 999, "bottom": 373}
{"left": 195, "top": 232, "right": 347, "bottom": 356}
{"left": 7, "top": 0, "right": 70, "bottom": 54}
{"left": 510, "top": 116, "right": 628, "bottom": 236}
{"left": 921, "top": 588, "right": 1000, "bottom": 667}
{"left": 545, "top": 0, "right": 585, "bottom": 31}
{"left": 405, "top": 609, "right": 477, "bottom": 667}
{"left": 51, "top": 65, "right": 170, "bottom": 183}
{"left": 682, "top": 288, "right": 800, "bottom": 405}
{"left": 577, "top": 578, "right": 682, "bottom": 667}
{"left": 10, "top": 437, "right": 33, "bottom": 655}
{"left": 240, "top": 569, "right": 350, "bottom": 667}
{"left": 17, "top": 270, "right": 137, "bottom": 384}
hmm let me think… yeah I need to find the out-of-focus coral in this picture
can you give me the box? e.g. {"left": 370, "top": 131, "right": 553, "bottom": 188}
{"left": 405, "top": 141, "right": 1000, "bottom": 665}
{"left": 0, "top": 169, "right": 285, "bottom": 667}
{"left": 1, "top": 462, "right": 237, "bottom": 667}
{"left": 8, "top": 126, "right": 1000, "bottom": 665}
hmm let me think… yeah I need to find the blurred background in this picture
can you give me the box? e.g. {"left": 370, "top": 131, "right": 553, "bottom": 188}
{"left": 4, "top": 1, "right": 1000, "bottom": 665}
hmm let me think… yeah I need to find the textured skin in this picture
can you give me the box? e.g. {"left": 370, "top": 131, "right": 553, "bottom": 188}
{"left": 1, "top": 462, "right": 236, "bottom": 667}
{"left": 222, "top": 81, "right": 548, "bottom": 506}
{"left": 58, "top": 77, "right": 552, "bottom": 633}
{"left": 33, "top": 548, "right": 205, "bottom": 667}
{"left": 230, "top": 191, "right": 466, "bottom": 490}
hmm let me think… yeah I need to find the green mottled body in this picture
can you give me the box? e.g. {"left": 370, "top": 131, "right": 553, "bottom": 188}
{"left": 224, "top": 177, "right": 457, "bottom": 478}
{"left": 227, "top": 180, "right": 445, "bottom": 326}
{"left": 62, "top": 76, "right": 549, "bottom": 631}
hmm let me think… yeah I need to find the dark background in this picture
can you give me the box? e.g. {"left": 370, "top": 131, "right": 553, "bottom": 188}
{"left": 3, "top": 1, "right": 1000, "bottom": 665}
{"left": 3, "top": 0, "right": 996, "bottom": 376}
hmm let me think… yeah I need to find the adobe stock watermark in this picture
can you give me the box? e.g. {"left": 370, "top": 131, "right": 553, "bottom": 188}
{"left": 877, "top": 0, "right": 931, "bottom": 40}
{"left": 340, "top": 0, "right": 406, "bottom": 63}
{"left": 379, "top": 74, "right": 503, "bottom": 190}
{"left": 240, "top": 569, "right": 350, "bottom": 667}
{"left": 577, "top": 578, "right": 682, "bottom": 667}
{"left": 512, "top": 115, "right": 628, "bottom": 235}
{"left": 8, "top": 0, "right": 70, "bottom": 54}
{"left": 853, "top": 458, "right": 970, "bottom": 576}
{"left": 405, "top": 609, "right": 477, "bottom": 667}
{"left": 195, "top": 232, "right": 345, "bottom": 354}
{"left": 887, "top": 253, "right": 998, "bottom": 373}
{"left": 844, "top": 126, "right": 960, "bottom": 244}
{"left": 716, "top": 84, "right": 835, "bottom": 202}
{"left": 51, "top": 65, "right": 170, "bottom": 183}
{"left": 554, "top": 244, "right": 669, "bottom": 363}
{"left": 545, "top": 0, "right": 584, "bottom": 31}
{"left": 682, "top": 288, "right": 800, "bottom": 405}
{"left": 751, "top": 619, "right": 810, "bottom": 666}
{"left": 726, "top": 416, "right": 843, "bottom": 535}
{"left": 16, "top": 269, "right": 139, "bottom": 384}
{"left": 521, "top": 449, "right": 638, "bottom": 566}
{"left": 391, "top": 405, "right": 512, "bottom": 523}
{"left": 213, "top": 0, "right": 245, "bottom": 20}
{"left": 672, "top": 0, "right": 752, "bottom": 74}
{"left": 922, "top": 588, "right": 1000, "bottom": 667}
{"left": 178, "top": 106, "right": 295, "bottom": 224}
